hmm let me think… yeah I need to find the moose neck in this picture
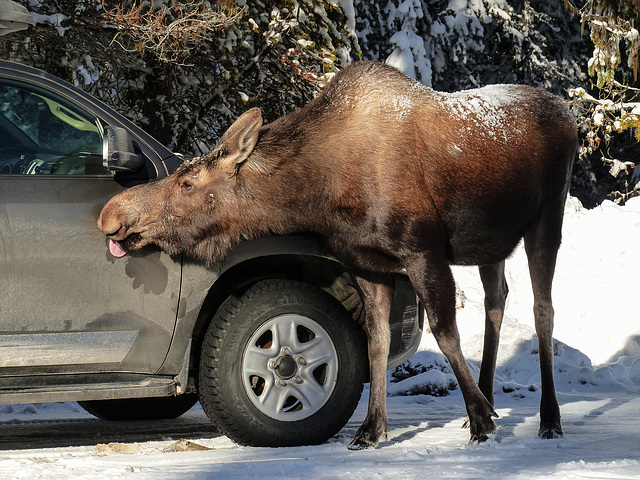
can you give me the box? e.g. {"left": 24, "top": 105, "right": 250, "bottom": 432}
{"left": 235, "top": 154, "right": 330, "bottom": 237}
{"left": 237, "top": 111, "right": 342, "bottom": 235}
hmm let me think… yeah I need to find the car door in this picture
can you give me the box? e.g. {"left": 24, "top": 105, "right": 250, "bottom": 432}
{"left": 0, "top": 74, "right": 182, "bottom": 375}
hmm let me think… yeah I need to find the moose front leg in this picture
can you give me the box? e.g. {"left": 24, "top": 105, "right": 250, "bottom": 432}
{"left": 407, "top": 254, "right": 498, "bottom": 442}
{"left": 348, "top": 273, "right": 394, "bottom": 450}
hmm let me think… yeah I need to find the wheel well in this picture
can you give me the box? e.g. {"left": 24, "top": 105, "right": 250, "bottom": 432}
{"left": 189, "top": 255, "right": 365, "bottom": 377}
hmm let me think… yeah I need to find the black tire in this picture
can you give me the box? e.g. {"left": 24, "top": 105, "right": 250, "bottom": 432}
{"left": 199, "top": 279, "right": 367, "bottom": 447}
{"left": 78, "top": 393, "right": 199, "bottom": 421}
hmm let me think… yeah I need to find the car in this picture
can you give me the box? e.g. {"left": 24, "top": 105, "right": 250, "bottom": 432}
{"left": 0, "top": 59, "right": 424, "bottom": 446}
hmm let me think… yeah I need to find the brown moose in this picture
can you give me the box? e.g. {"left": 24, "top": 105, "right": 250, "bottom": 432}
{"left": 98, "top": 61, "right": 577, "bottom": 449}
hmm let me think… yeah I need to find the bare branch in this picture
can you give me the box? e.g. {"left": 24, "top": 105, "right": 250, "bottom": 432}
{"left": 104, "top": 1, "right": 244, "bottom": 65}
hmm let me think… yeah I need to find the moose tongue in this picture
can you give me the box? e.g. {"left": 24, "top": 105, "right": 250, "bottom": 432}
{"left": 108, "top": 238, "right": 127, "bottom": 258}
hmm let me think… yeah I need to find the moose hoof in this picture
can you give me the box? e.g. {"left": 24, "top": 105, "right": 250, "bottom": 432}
{"left": 467, "top": 415, "right": 497, "bottom": 444}
{"left": 468, "top": 432, "right": 490, "bottom": 444}
{"left": 348, "top": 439, "right": 375, "bottom": 451}
{"left": 348, "top": 432, "right": 383, "bottom": 450}
{"left": 348, "top": 427, "right": 387, "bottom": 450}
{"left": 539, "top": 425, "right": 563, "bottom": 439}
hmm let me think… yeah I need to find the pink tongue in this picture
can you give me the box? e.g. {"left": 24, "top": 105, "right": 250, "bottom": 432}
{"left": 108, "top": 238, "right": 127, "bottom": 258}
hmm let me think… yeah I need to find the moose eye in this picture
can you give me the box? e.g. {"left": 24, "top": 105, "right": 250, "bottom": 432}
{"left": 181, "top": 180, "right": 194, "bottom": 192}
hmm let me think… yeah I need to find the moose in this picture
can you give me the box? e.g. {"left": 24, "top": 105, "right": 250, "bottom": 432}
{"left": 98, "top": 61, "right": 577, "bottom": 449}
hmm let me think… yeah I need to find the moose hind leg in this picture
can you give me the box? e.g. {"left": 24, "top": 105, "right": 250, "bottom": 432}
{"left": 524, "top": 210, "right": 564, "bottom": 439}
{"left": 348, "top": 274, "right": 393, "bottom": 450}
{"left": 407, "top": 254, "right": 497, "bottom": 443}
{"left": 478, "top": 261, "right": 508, "bottom": 406}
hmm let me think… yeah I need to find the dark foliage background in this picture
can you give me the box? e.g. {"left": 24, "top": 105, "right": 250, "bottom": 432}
{"left": 1, "top": 0, "right": 638, "bottom": 207}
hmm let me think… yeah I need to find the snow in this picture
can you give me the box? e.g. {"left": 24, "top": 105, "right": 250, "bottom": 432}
{"left": 383, "top": 0, "right": 488, "bottom": 87}
{"left": 385, "top": 0, "right": 433, "bottom": 85}
{"left": 29, "top": 12, "right": 68, "bottom": 36}
{"left": 440, "top": 84, "right": 527, "bottom": 143}
{"left": 2, "top": 195, "right": 640, "bottom": 478}
{"left": 334, "top": 0, "right": 357, "bottom": 39}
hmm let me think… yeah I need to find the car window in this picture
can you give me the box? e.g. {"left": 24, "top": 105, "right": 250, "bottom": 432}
{"left": 0, "top": 79, "right": 111, "bottom": 176}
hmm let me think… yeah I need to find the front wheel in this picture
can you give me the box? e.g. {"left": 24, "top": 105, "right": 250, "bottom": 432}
{"left": 198, "top": 279, "right": 367, "bottom": 447}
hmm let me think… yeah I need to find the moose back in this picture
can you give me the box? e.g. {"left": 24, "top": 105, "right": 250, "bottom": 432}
{"left": 98, "top": 61, "right": 577, "bottom": 449}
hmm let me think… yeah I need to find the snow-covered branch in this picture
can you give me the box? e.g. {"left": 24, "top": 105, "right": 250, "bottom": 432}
{"left": 571, "top": 87, "right": 640, "bottom": 114}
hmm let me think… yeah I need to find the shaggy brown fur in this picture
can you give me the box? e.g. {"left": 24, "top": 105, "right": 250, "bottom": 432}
{"left": 99, "top": 61, "right": 577, "bottom": 448}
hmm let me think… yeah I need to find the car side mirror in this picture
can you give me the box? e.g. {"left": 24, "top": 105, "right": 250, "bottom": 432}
{"left": 103, "top": 126, "right": 145, "bottom": 173}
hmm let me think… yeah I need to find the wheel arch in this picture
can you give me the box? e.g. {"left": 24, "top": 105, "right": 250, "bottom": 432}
{"left": 189, "top": 253, "right": 365, "bottom": 378}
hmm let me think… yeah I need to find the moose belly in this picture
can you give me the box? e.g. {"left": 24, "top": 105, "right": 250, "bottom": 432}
{"left": 326, "top": 236, "right": 404, "bottom": 274}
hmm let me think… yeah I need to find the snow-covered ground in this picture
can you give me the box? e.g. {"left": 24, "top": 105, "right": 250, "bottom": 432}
{"left": 1, "top": 195, "right": 640, "bottom": 479}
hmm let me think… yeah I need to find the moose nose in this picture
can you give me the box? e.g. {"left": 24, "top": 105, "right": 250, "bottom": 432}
{"left": 97, "top": 215, "right": 121, "bottom": 237}
{"left": 97, "top": 206, "right": 125, "bottom": 237}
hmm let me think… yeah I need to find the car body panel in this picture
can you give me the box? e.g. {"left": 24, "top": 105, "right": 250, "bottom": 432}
{"left": 0, "top": 60, "right": 182, "bottom": 376}
{"left": 0, "top": 154, "right": 182, "bottom": 375}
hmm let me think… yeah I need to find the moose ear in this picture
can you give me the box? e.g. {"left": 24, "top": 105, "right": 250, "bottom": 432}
{"left": 218, "top": 107, "right": 263, "bottom": 172}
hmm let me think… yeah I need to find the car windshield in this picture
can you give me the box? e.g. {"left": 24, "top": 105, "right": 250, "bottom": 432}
{"left": 0, "top": 79, "right": 111, "bottom": 175}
